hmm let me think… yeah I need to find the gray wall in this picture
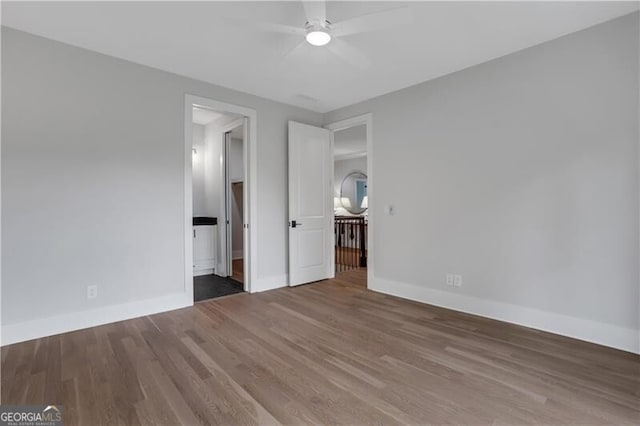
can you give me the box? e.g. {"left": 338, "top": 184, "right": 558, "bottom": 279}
{"left": 1, "top": 27, "right": 322, "bottom": 325}
{"left": 325, "top": 13, "right": 640, "bottom": 332}
{"left": 3, "top": 13, "right": 639, "bottom": 346}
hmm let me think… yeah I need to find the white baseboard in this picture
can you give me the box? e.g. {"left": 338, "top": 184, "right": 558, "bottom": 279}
{"left": 1, "top": 292, "right": 192, "bottom": 346}
{"left": 232, "top": 250, "right": 243, "bottom": 260}
{"left": 194, "top": 268, "right": 214, "bottom": 277}
{"left": 371, "top": 277, "right": 639, "bottom": 354}
{"left": 250, "top": 274, "right": 288, "bottom": 293}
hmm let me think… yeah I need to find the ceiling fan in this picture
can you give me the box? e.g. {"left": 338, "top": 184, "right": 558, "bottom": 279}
{"left": 231, "top": 1, "right": 412, "bottom": 69}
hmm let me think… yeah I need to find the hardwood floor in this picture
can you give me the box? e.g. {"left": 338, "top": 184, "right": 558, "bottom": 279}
{"left": 335, "top": 267, "right": 367, "bottom": 288}
{"left": 2, "top": 272, "right": 639, "bottom": 425}
{"left": 334, "top": 246, "right": 367, "bottom": 272}
{"left": 232, "top": 258, "right": 243, "bottom": 283}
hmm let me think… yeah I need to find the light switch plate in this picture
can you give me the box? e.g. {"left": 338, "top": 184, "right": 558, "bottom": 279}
{"left": 446, "top": 274, "right": 454, "bottom": 286}
{"left": 453, "top": 275, "right": 462, "bottom": 287}
{"left": 87, "top": 285, "right": 98, "bottom": 299}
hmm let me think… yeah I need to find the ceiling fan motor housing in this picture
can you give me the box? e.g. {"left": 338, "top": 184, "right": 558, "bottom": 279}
{"left": 305, "top": 18, "right": 331, "bottom": 31}
{"left": 305, "top": 19, "right": 332, "bottom": 46}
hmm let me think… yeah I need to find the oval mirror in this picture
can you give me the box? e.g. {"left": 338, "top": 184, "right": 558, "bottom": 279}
{"left": 340, "top": 171, "right": 368, "bottom": 215}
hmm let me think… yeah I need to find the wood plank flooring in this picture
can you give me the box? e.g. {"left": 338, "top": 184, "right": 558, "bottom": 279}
{"left": 2, "top": 270, "right": 639, "bottom": 425}
{"left": 232, "top": 258, "right": 244, "bottom": 284}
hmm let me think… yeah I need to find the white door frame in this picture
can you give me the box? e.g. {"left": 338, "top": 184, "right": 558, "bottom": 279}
{"left": 184, "top": 94, "right": 258, "bottom": 298}
{"left": 220, "top": 117, "right": 245, "bottom": 278}
{"left": 324, "top": 113, "right": 373, "bottom": 288}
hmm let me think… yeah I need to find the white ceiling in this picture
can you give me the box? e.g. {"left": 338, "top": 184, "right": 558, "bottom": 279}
{"left": 192, "top": 107, "right": 224, "bottom": 126}
{"left": 230, "top": 124, "right": 243, "bottom": 140}
{"left": 192, "top": 106, "right": 242, "bottom": 127}
{"left": 334, "top": 124, "right": 366, "bottom": 160}
{"left": 3, "top": 2, "right": 637, "bottom": 113}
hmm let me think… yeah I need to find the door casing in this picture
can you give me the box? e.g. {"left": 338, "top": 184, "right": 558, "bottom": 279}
{"left": 184, "top": 95, "right": 257, "bottom": 298}
{"left": 324, "top": 113, "right": 374, "bottom": 288}
{"left": 223, "top": 118, "right": 248, "bottom": 280}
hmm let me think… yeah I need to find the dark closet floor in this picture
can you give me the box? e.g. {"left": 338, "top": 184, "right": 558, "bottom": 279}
{"left": 194, "top": 274, "right": 244, "bottom": 302}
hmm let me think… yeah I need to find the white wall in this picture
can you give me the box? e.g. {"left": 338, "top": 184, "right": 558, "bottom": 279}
{"left": 1, "top": 27, "right": 322, "bottom": 342}
{"left": 203, "top": 121, "right": 223, "bottom": 272}
{"left": 325, "top": 13, "right": 640, "bottom": 352}
{"left": 229, "top": 137, "right": 244, "bottom": 183}
{"left": 191, "top": 123, "right": 206, "bottom": 216}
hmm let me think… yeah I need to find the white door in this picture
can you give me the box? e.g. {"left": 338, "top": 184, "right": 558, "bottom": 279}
{"left": 224, "top": 130, "right": 232, "bottom": 277}
{"left": 288, "top": 121, "right": 334, "bottom": 286}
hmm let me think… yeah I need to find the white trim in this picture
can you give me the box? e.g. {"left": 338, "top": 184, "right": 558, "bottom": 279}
{"left": 184, "top": 102, "right": 195, "bottom": 304}
{"left": 220, "top": 117, "right": 245, "bottom": 278}
{"left": 371, "top": 276, "right": 640, "bottom": 354}
{"left": 250, "top": 274, "right": 288, "bottom": 293}
{"left": 325, "top": 113, "right": 374, "bottom": 287}
{"left": 241, "top": 117, "right": 251, "bottom": 290}
{"left": 223, "top": 130, "right": 232, "bottom": 277}
{"left": 329, "top": 130, "right": 335, "bottom": 278}
{"left": 334, "top": 151, "right": 367, "bottom": 161}
{"left": 184, "top": 95, "right": 258, "bottom": 294}
{"left": 221, "top": 118, "right": 245, "bottom": 133}
{"left": 1, "top": 293, "right": 191, "bottom": 346}
{"left": 193, "top": 268, "right": 214, "bottom": 277}
{"left": 637, "top": 9, "right": 640, "bottom": 361}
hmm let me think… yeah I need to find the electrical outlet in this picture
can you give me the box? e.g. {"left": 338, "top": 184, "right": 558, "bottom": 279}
{"left": 87, "top": 285, "right": 98, "bottom": 299}
{"left": 446, "top": 274, "right": 454, "bottom": 286}
{"left": 453, "top": 275, "right": 462, "bottom": 287}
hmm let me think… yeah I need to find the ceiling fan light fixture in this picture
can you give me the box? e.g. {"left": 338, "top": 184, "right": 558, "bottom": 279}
{"left": 305, "top": 20, "right": 331, "bottom": 46}
{"left": 306, "top": 30, "right": 331, "bottom": 46}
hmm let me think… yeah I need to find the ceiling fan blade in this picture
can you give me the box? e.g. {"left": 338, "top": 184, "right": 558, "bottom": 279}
{"left": 302, "top": 0, "right": 326, "bottom": 23}
{"left": 225, "top": 17, "right": 305, "bottom": 36}
{"left": 332, "top": 7, "right": 412, "bottom": 37}
{"left": 281, "top": 39, "right": 308, "bottom": 60}
{"left": 262, "top": 38, "right": 307, "bottom": 72}
{"left": 256, "top": 21, "right": 306, "bottom": 36}
{"left": 326, "top": 39, "right": 371, "bottom": 69}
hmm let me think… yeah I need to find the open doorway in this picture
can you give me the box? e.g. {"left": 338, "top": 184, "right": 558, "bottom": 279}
{"left": 325, "top": 114, "right": 373, "bottom": 288}
{"left": 286, "top": 115, "right": 372, "bottom": 288}
{"left": 332, "top": 124, "right": 368, "bottom": 285}
{"left": 185, "top": 95, "right": 257, "bottom": 302}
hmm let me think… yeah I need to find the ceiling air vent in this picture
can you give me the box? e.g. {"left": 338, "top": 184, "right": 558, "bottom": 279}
{"left": 295, "top": 94, "right": 319, "bottom": 104}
